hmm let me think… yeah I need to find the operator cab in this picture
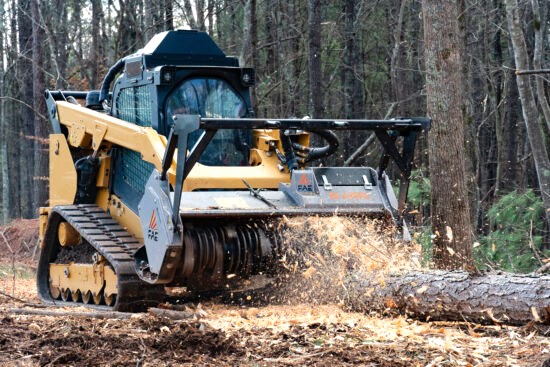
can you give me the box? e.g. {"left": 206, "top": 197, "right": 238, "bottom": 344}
{"left": 165, "top": 77, "right": 250, "bottom": 166}
{"left": 101, "top": 29, "right": 255, "bottom": 165}
{"left": 98, "top": 30, "right": 256, "bottom": 211}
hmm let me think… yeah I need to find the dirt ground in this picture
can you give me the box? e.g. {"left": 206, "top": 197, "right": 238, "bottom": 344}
{"left": 0, "top": 219, "right": 549, "bottom": 366}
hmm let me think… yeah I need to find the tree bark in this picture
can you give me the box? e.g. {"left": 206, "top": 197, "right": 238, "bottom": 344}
{"left": 307, "top": 0, "right": 322, "bottom": 118}
{"left": 390, "top": 0, "right": 408, "bottom": 115}
{"left": 0, "top": 0, "right": 8, "bottom": 224}
{"left": 31, "top": 0, "right": 47, "bottom": 211}
{"left": 145, "top": 1, "right": 154, "bottom": 40}
{"left": 342, "top": 0, "right": 363, "bottom": 119}
{"left": 17, "top": 0, "right": 34, "bottom": 219}
{"left": 344, "top": 270, "right": 550, "bottom": 325}
{"left": 6, "top": 0, "right": 21, "bottom": 219}
{"left": 196, "top": 0, "right": 205, "bottom": 31}
{"left": 91, "top": 0, "right": 105, "bottom": 88}
{"left": 422, "top": 0, "right": 474, "bottom": 270}
{"left": 505, "top": 0, "right": 550, "bottom": 230}
{"left": 239, "top": 0, "right": 252, "bottom": 68}
{"left": 207, "top": 0, "right": 213, "bottom": 34}
{"left": 530, "top": 0, "right": 550, "bottom": 131}
{"left": 164, "top": 0, "right": 174, "bottom": 31}
{"left": 182, "top": 0, "right": 196, "bottom": 29}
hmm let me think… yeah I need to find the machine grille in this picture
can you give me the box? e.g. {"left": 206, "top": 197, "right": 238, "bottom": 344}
{"left": 116, "top": 85, "right": 152, "bottom": 127}
{"left": 114, "top": 85, "right": 155, "bottom": 202}
{"left": 118, "top": 149, "right": 154, "bottom": 198}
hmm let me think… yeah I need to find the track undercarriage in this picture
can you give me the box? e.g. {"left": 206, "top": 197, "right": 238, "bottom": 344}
{"left": 37, "top": 205, "right": 164, "bottom": 311}
{"left": 38, "top": 205, "right": 290, "bottom": 311}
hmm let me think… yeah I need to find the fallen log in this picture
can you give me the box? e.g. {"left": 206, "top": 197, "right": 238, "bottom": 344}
{"left": 342, "top": 270, "right": 550, "bottom": 325}
{"left": 279, "top": 217, "right": 550, "bottom": 326}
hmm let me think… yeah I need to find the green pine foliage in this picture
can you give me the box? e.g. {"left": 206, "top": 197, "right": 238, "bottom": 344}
{"left": 407, "top": 175, "right": 549, "bottom": 273}
{"left": 407, "top": 169, "right": 431, "bottom": 208}
{"left": 412, "top": 227, "right": 433, "bottom": 266}
{"left": 477, "top": 189, "right": 548, "bottom": 272}
{"left": 407, "top": 169, "right": 433, "bottom": 265}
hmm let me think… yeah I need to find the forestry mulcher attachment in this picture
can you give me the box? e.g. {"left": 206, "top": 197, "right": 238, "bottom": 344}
{"left": 37, "top": 30, "right": 429, "bottom": 311}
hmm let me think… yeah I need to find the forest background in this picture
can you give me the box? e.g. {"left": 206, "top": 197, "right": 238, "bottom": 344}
{"left": 0, "top": 0, "right": 549, "bottom": 273}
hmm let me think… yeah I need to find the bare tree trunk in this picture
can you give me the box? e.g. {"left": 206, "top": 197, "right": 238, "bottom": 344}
{"left": 17, "top": 0, "right": 35, "bottom": 219}
{"left": 207, "top": 0, "right": 213, "bottom": 34}
{"left": 115, "top": 0, "right": 142, "bottom": 57}
{"left": 307, "top": 0, "right": 322, "bottom": 118}
{"left": 249, "top": 0, "right": 257, "bottom": 110}
{"left": 145, "top": 0, "right": 155, "bottom": 40}
{"left": 70, "top": 0, "right": 89, "bottom": 86}
{"left": 422, "top": 0, "right": 473, "bottom": 270}
{"left": 182, "top": 0, "right": 196, "bottom": 29}
{"left": 493, "top": 0, "right": 510, "bottom": 196}
{"left": 91, "top": 0, "right": 105, "bottom": 88}
{"left": 164, "top": 0, "right": 173, "bottom": 30}
{"left": 505, "top": 0, "right": 550, "bottom": 230}
{"left": 196, "top": 0, "right": 205, "bottom": 31}
{"left": 0, "top": 0, "right": 8, "bottom": 223}
{"left": 344, "top": 270, "right": 550, "bottom": 325}
{"left": 342, "top": 0, "right": 363, "bottom": 119}
{"left": 7, "top": 0, "right": 20, "bottom": 219}
{"left": 341, "top": 0, "right": 366, "bottom": 161}
{"left": 285, "top": 0, "right": 300, "bottom": 117}
{"left": 48, "top": 0, "right": 69, "bottom": 89}
{"left": 390, "top": 0, "right": 408, "bottom": 114}
{"left": 31, "top": 0, "right": 47, "bottom": 211}
{"left": 506, "top": 64, "right": 521, "bottom": 188}
{"left": 239, "top": 0, "right": 252, "bottom": 67}
{"left": 530, "top": 0, "right": 550, "bottom": 131}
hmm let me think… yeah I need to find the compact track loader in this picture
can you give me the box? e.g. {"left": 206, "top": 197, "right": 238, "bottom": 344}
{"left": 37, "top": 30, "right": 429, "bottom": 311}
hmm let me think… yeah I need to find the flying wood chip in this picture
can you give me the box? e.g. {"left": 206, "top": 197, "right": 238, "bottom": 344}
{"left": 384, "top": 298, "right": 398, "bottom": 309}
{"left": 445, "top": 226, "right": 453, "bottom": 241}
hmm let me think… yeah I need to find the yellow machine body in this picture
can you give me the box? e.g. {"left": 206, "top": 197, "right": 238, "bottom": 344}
{"left": 37, "top": 30, "right": 426, "bottom": 311}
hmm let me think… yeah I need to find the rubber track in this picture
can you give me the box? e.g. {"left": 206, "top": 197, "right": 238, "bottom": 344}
{"left": 37, "top": 204, "right": 164, "bottom": 312}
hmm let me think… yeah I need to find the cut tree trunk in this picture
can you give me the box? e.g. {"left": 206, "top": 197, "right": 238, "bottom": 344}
{"left": 422, "top": 0, "right": 474, "bottom": 270}
{"left": 343, "top": 270, "right": 550, "bottom": 325}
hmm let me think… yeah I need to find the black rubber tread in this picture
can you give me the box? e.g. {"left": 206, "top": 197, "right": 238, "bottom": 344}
{"left": 37, "top": 204, "right": 164, "bottom": 312}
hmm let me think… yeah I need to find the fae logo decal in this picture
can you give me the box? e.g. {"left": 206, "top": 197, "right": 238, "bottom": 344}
{"left": 297, "top": 173, "right": 313, "bottom": 192}
{"left": 148, "top": 209, "right": 159, "bottom": 242}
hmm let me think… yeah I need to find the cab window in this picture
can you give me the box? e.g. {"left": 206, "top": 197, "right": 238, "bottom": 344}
{"left": 166, "top": 78, "right": 249, "bottom": 166}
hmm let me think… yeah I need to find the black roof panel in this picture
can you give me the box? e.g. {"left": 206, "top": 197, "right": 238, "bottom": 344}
{"left": 141, "top": 30, "right": 239, "bottom": 68}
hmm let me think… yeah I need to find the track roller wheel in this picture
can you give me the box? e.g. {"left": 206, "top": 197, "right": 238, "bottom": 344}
{"left": 92, "top": 293, "right": 103, "bottom": 305}
{"left": 72, "top": 290, "right": 82, "bottom": 302}
{"left": 50, "top": 285, "right": 61, "bottom": 300}
{"left": 60, "top": 289, "right": 71, "bottom": 302}
{"left": 104, "top": 293, "right": 116, "bottom": 307}
{"left": 82, "top": 290, "right": 92, "bottom": 304}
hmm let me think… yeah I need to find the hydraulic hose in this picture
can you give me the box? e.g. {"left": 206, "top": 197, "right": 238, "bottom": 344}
{"left": 98, "top": 58, "right": 126, "bottom": 102}
{"left": 292, "top": 129, "right": 340, "bottom": 163}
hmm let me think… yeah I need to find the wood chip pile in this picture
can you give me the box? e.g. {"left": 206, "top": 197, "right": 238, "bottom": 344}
{"left": 0, "top": 219, "right": 548, "bottom": 366}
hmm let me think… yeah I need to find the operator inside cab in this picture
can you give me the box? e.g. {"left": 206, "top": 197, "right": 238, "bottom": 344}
{"left": 166, "top": 77, "right": 251, "bottom": 166}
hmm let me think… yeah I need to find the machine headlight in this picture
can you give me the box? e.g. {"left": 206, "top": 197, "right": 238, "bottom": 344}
{"left": 240, "top": 68, "right": 255, "bottom": 86}
{"left": 160, "top": 67, "right": 176, "bottom": 84}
